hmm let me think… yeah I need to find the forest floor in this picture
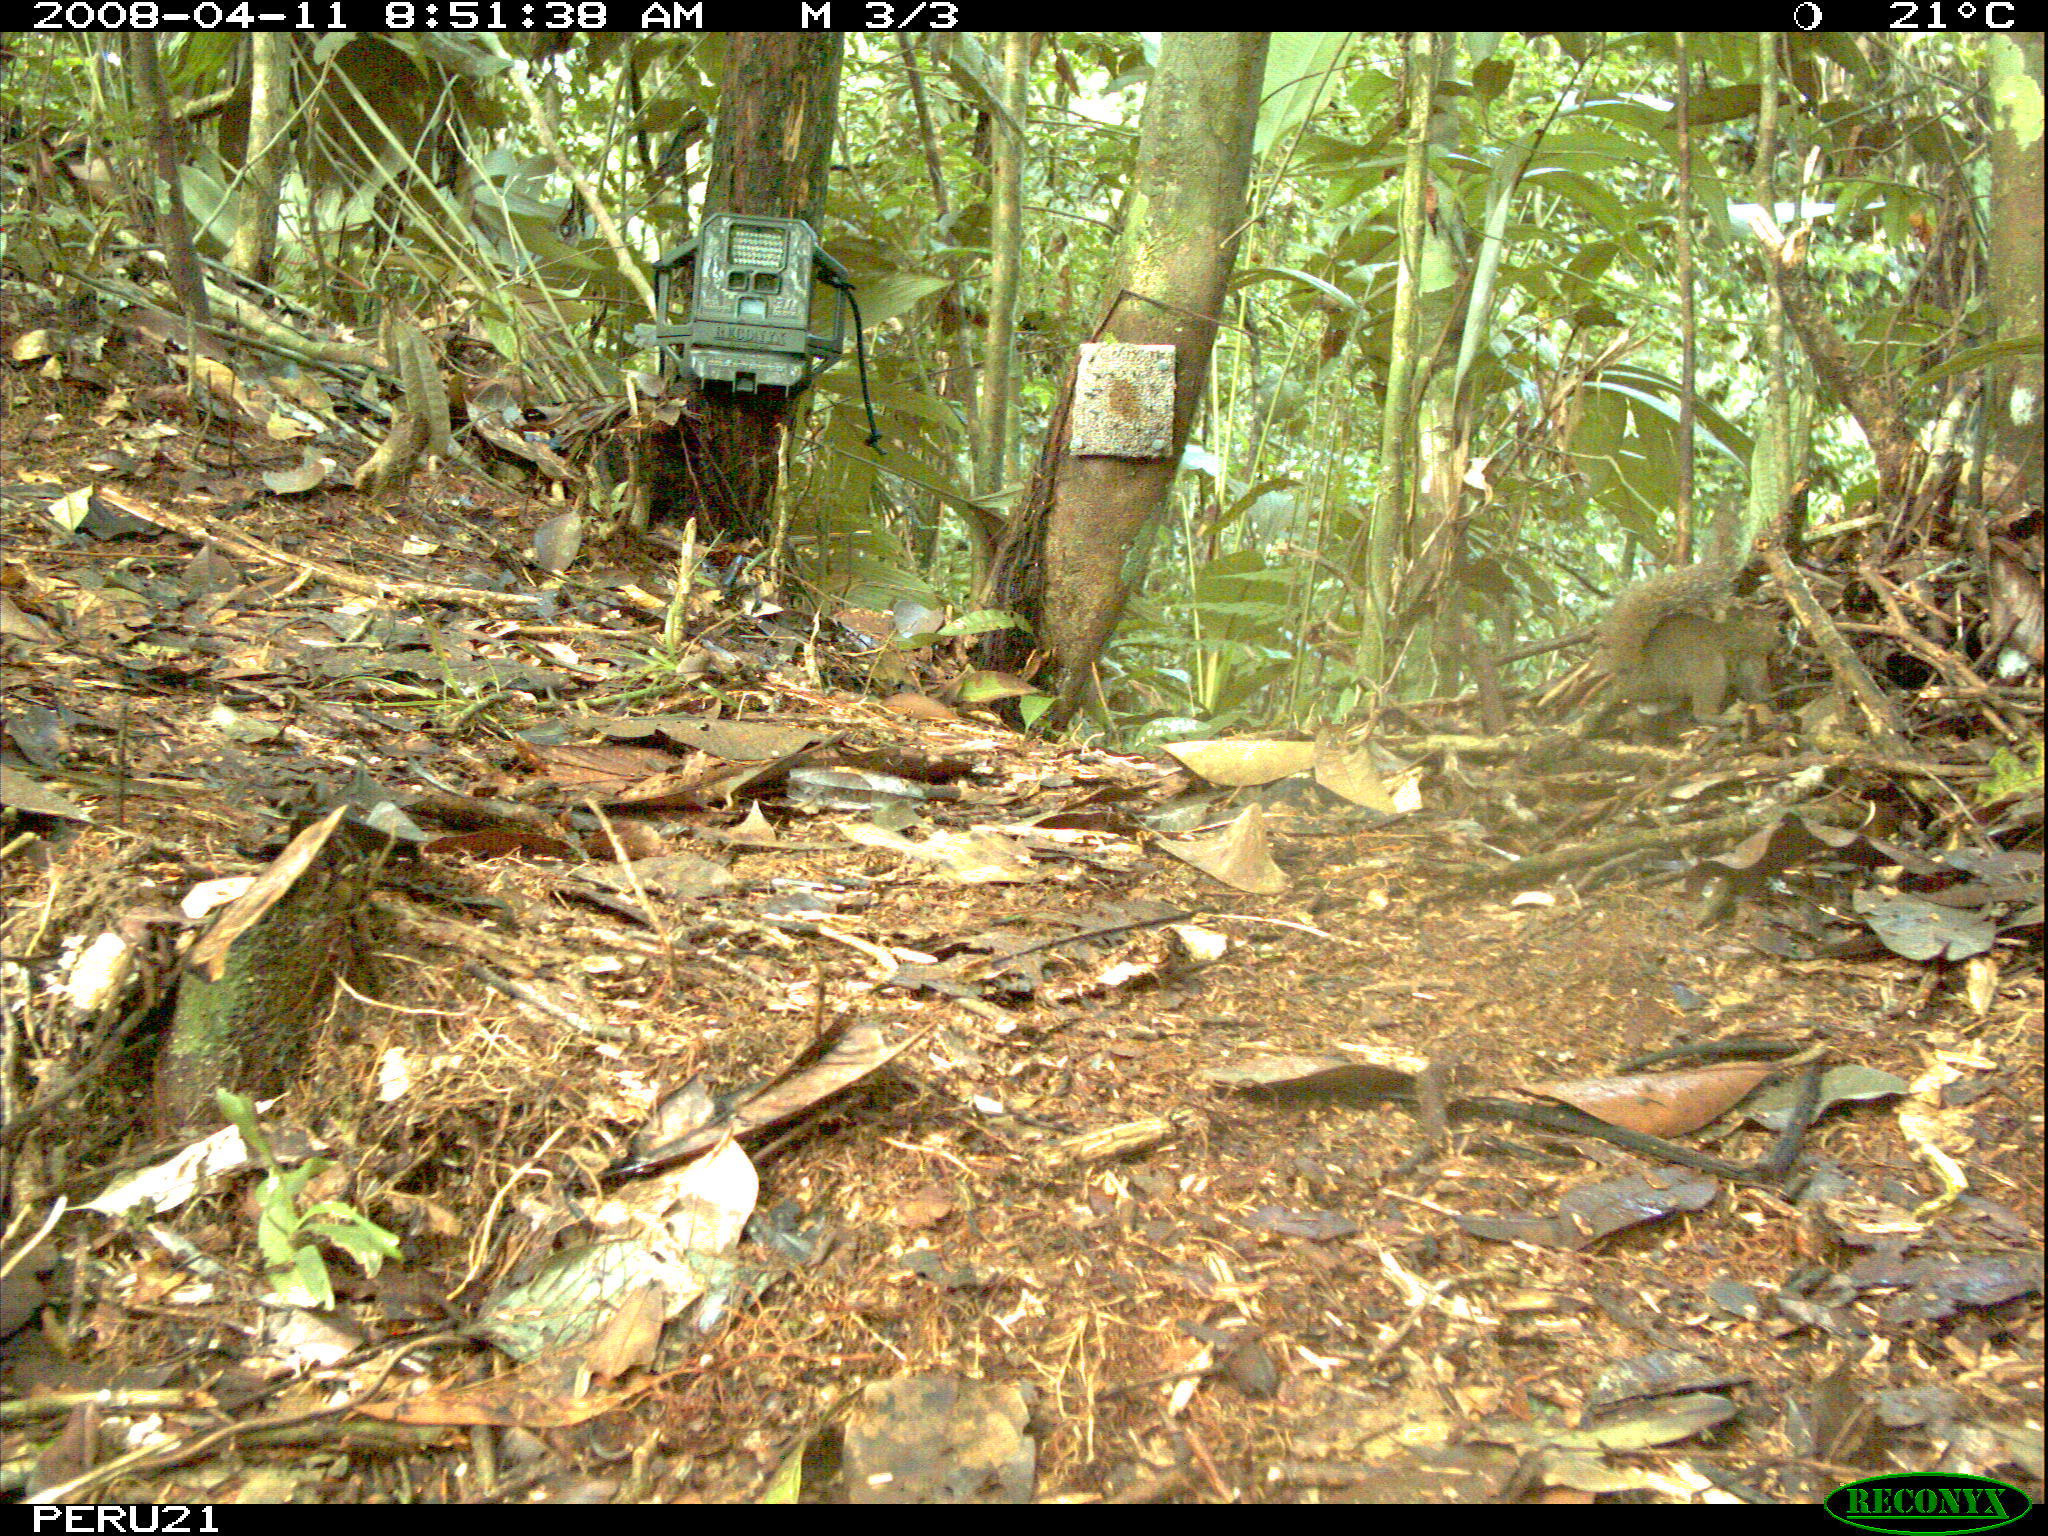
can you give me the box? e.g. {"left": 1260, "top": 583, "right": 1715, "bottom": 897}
{"left": 2, "top": 301, "right": 2041, "bottom": 1505}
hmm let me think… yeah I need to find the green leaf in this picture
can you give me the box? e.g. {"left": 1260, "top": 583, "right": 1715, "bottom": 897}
{"left": 1257, "top": 34, "right": 1354, "bottom": 158}
{"left": 761, "top": 1439, "right": 806, "bottom": 1504}
{"left": 1230, "top": 266, "right": 1358, "bottom": 310}
{"left": 1676, "top": 83, "right": 1764, "bottom": 127}
{"left": 275, "top": 1159, "right": 326, "bottom": 1204}
{"left": 287, "top": 1246, "right": 337, "bottom": 1310}
{"left": 214, "top": 1090, "right": 274, "bottom": 1163}
{"left": 307, "top": 1221, "right": 402, "bottom": 1276}
{"left": 1473, "top": 56, "right": 1514, "bottom": 105}
{"left": 256, "top": 1199, "right": 302, "bottom": 1269}
{"left": 1911, "top": 334, "right": 2042, "bottom": 391}
{"left": 937, "top": 609, "right": 1023, "bottom": 637}
{"left": 842, "top": 271, "right": 948, "bottom": 328}
{"left": 955, "top": 672, "right": 1044, "bottom": 705}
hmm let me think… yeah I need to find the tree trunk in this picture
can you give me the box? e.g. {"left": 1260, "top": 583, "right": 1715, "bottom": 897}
{"left": 1985, "top": 32, "right": 2044, "bottom": 512}
{"left": 984, "top": 33, "right": 1267, "bottom": 728}
{"left": 671, "top": 34, "right": 843, "bottom": 537}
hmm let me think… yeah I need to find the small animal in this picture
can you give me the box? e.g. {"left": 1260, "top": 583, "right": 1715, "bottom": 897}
{"left": 1601, "top": 563, "right": 1775, "bottom": 719}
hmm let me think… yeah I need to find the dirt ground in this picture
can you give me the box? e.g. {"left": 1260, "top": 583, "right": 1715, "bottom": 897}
{"left": 2, "top": 342, "right": 2042, "bottom": 1504}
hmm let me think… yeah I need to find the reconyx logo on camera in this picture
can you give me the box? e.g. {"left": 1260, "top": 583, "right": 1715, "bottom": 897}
{"left": 1824, "top": 1473, "right": 2033, "bottom": 1534}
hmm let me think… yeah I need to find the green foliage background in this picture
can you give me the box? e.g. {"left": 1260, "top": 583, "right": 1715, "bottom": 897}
{"left": 3, "top": 31, "right": 2000, "bottom": 738}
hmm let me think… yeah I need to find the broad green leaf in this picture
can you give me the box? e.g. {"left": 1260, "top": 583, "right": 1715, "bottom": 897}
{"left": 1257, "top": 34, "right": 1353, "bottom": 158}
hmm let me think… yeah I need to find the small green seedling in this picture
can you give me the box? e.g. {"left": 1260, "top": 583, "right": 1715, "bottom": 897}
{"left": 215, "top": 1091, "right": 401, "bottom": 1310}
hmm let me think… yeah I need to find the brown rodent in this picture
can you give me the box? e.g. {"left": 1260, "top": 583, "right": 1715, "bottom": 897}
{"left": 1600, "top": 563, "right": 1775, "bottom": 719}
